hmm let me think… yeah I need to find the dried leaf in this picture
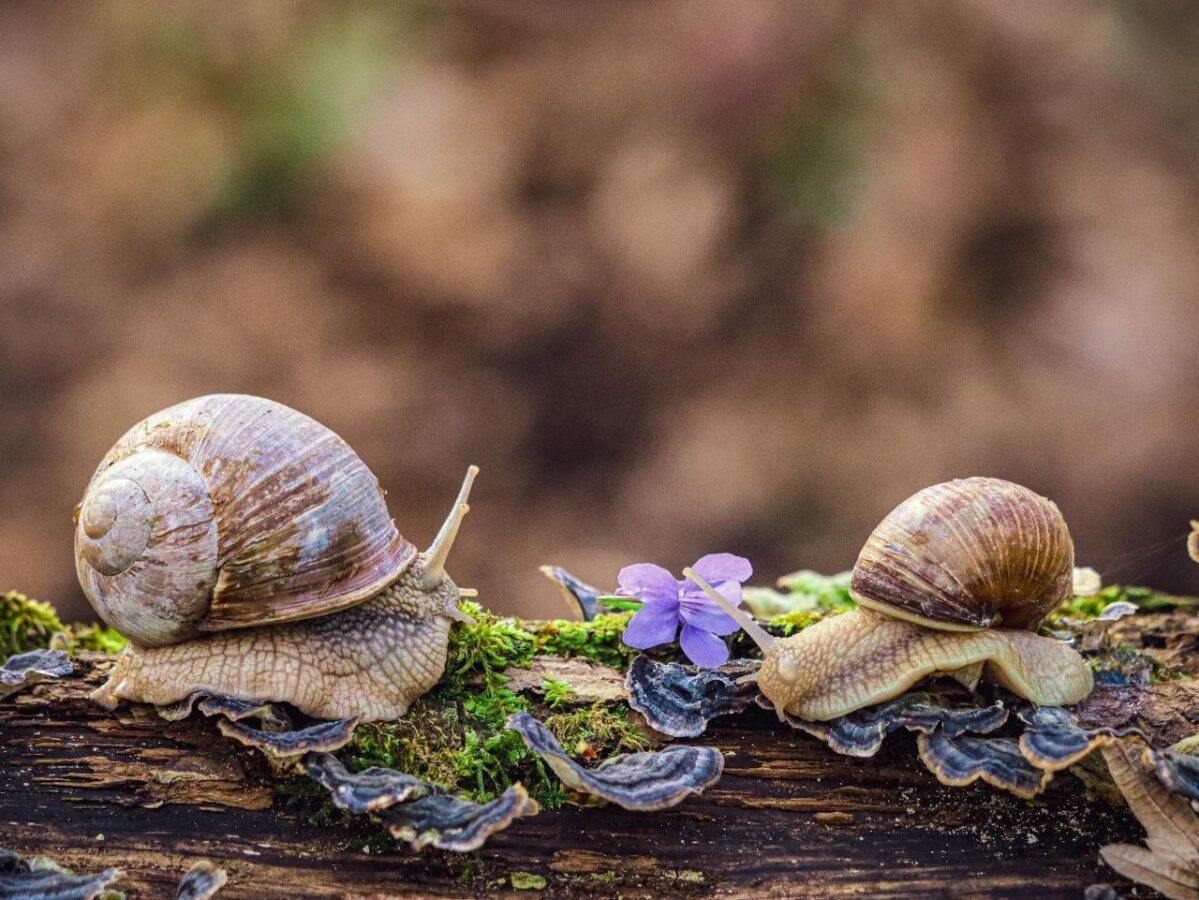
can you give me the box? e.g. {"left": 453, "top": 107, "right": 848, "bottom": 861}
{"left": 1100, "top": 740, "right": 1199, "bottom": 900}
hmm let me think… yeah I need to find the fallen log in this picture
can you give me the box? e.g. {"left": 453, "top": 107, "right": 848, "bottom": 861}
{"left": 0, "top": 649, "right": 1173, "bottom": 899}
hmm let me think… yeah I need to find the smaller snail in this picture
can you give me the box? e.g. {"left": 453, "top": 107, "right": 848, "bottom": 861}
{"left": 690, "top": 478, "right": 1093, "bottom": 721}
{"left": 76, "top": 395, "right": 479, "bottom": 722}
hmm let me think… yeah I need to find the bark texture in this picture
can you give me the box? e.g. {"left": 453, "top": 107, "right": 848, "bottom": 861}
{"left": 0, "top": 651, "right": 1191, "bottom": 898}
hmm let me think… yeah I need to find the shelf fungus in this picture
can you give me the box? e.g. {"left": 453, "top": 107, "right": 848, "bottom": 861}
{"left": 216, "top": 716, "right": 361, "bottom": 763}
{"left": 540, "top": 565, "right": 604, "bottom": 621}
{"left": 1017, "top": 705, "right": 1142, "bottom": 772}
{"left": 304, "top": 753, "right": 427, "bottom": 813}
{"left": 374, "top": 786, "right": 538, "bottom": 853}
{"left": 506, "top": 711, "right": 724, "bottom": 810}
{"left": 917, "top": 733, "right": 1052, "bottom": 799}
{"left": 771, "top": 691, "right": 1009, "bottom": 758}
{"left": 1150, "top": 749, "right": 1199, "bottom": 806}
{"left": 0, "top": 849, "right": 121, "bottom": 900}
{"left": 176, "top": 860, "right": 228, "bottom": 900}
{"left": 305, "top": 753, "right": 537, "bottom": 852}
{"left": 0, "top": 648, "right": 72, "bottom": 700}
{"left": 625, "top": 655, "right": 761, "bottom": 738}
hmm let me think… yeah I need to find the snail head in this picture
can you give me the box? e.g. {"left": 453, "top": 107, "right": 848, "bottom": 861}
{"left": 684, "top": 567, "right": 801, "bottom": 722}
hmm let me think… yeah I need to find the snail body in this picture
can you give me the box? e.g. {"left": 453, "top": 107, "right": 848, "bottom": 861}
{"left": 693, "top": 478, "right": 1093, "bottom": 721}
{"left": 76, "top": 395, "right": 477, "bottom": 721}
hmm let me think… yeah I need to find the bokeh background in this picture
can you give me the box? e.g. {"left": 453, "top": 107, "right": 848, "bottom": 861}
{"left": 2, "top": 1, "right": 1197, "bottom": 622}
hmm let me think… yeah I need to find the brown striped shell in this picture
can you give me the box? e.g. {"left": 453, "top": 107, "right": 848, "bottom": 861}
{"left": 75, "top": 394, "right": 415, "bottom": 647}
{"left": 849, "top": 478, "right": 1074, "bottom": 632}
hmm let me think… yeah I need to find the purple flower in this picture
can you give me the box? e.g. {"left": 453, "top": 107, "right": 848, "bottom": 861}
{"left": 618, "top": 553, "right": 752, "bottom": 668}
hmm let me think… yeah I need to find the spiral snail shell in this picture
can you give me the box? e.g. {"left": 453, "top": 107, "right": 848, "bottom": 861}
{"left": 691, "top": 477, "right": 1093, "bottom": 721}
{"left": 77, "top": 394, "right": 478, "bottom": 721}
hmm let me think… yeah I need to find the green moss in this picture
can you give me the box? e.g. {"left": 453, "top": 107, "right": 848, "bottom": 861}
{"left": 344, "top": 600, "right": 648, "bottom": 808}
{"left": 527, "top": 613, "right": 637, "bottom": 670}
{"left": 541, "top": 676, "right": 575, "bottom": 709}
{"left": 0, "top": 591, "right": 65, "bottom": 657}
{"left": 0, "top": 590, "right": 128, "bottom": 657}
{"left": 447, "top": 601, "right": 535, "bottom": 685}
{"left": 1051, "top": 585, "right": 1198, "bottom": 623}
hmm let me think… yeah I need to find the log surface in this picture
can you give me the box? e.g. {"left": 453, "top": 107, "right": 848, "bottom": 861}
{"left": 0, "top": 655, "right": 1150, "bottom": 899}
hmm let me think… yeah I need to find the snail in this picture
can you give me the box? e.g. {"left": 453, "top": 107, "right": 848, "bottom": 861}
{"left": 75, "top": 394, "right": 479, "bottom": 722}
{"left": 689, "top": 477, "right": 1094, "bottom": 721}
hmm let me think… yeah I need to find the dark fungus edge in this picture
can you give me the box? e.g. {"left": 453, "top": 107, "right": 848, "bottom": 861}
{"left": 625, "top": 655, "right": 761, "bottom": 738}
{"left": 0, "top": 648, "right": 72, "bottom": 699}
{"left": 506, "top": 710, "right": 724, "bottom": 811}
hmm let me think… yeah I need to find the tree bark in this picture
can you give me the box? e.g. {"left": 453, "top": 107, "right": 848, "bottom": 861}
{"left": 0, "top": 650, "right": 1176, "bottom": 899}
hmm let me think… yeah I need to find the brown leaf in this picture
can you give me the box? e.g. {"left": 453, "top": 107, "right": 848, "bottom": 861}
{"left": 1100, "top": 740, "right": 1199, "bottom": 900}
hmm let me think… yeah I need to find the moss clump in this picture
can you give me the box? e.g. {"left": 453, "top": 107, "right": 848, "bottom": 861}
{"left": 1051, "top": 584, "right": 1197, "bottom": 623}
{"left": 344, "top": 600, "right": 649, "bottom": 808}
{"left": 0, "top": 590, "right": 128, "bottom": 657}
{"left": 526, "top": 613, "right": 637, "bottom": 670}
{"left": 0, "top": 591, "right": 65, "bottom": 657}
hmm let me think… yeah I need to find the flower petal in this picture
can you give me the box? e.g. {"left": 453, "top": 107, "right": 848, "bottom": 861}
{"left": 679, "top": 625, "right": 730, "bottom": 668}
{"left": 617, "top": 563, "right": 681, "bottom": 603}
{"left": 621, "top": 600, "right": 680, "bottom": 650}
{"left": 687, "top": 553, "right": 752, "bottom": 587}
{"left": 679, "top": 598, "right": 742, "bottom": 635}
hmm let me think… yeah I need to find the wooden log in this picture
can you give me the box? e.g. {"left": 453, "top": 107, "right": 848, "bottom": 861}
{"left": 0, "top": 652, "right": 1158, "bottom": 898}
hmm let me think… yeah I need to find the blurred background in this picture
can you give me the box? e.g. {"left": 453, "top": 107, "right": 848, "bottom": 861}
{"left": 1, "top": 1, "right": 1197, "bottom": 622}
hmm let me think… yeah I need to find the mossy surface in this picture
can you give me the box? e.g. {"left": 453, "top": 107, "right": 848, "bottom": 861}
{"left": 0, "top": 590, "right": 127, "bottom": 657}
{"left": 1050, "top": 584, "right": 1197, "bottom": 622}
{"left": 344, "top": 601, "right": 649, "bottom": 808}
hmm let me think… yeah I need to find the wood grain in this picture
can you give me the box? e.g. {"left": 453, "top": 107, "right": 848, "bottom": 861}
{"left": 0, "top": 653, "right": 1153, "bottom": 898}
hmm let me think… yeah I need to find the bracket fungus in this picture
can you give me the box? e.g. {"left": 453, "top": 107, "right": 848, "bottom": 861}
{"left": 374, "top": 786, "right": 538, "bottom": 853}
{"left": 775, "top": 691, "right": 1010, "bottom": 758}
{"left": 687, "top": 478, "right": 1093, "bottom": 722}
{"left": 305, "top": 753, "right": 428, "bottom": 813}
{"left": 540, "top": 565, "right": 604, "bottom": 621}
{"left": 1151, "top": 749, "right": 1199, "bottom": 806}
{"left": 215, "top": 716, "right": 361, "bottom": 763}
{"left": 304, "top": 753, "right": 537, "bottom": 853}
{"left": 0, "top": 850, "right": 121, "bottom": 900}
{"left": 1017, "top": 705, "right": 1141, "bottom": 772}
{"left": 507, "top": 711, "right": 723, "bottom": 811}
{"left": 625, "top": 655, "right": 761, "bottom": 738}
{"left": 918, "top": 733, "right": 1052, "bottom": 799}
{"left": 0, "top": 648, "right": 72, "bottom": 700}
{"left": 176, "top": 860, "right": 228, "bottom": 900}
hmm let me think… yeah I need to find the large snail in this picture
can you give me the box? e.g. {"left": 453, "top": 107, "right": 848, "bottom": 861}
{"left": 691, "top": 478, "right": 1094, "bottom": 721}
{"left": 75, "top": 394, "right": 478, "bottom": 721}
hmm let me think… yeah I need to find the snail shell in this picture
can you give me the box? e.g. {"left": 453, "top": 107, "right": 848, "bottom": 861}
{"left": 75, "top": 394, "right": 414, "bottom": 647}
{"left": 849, "top": 477, "right": 1074, "bottom": 632}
